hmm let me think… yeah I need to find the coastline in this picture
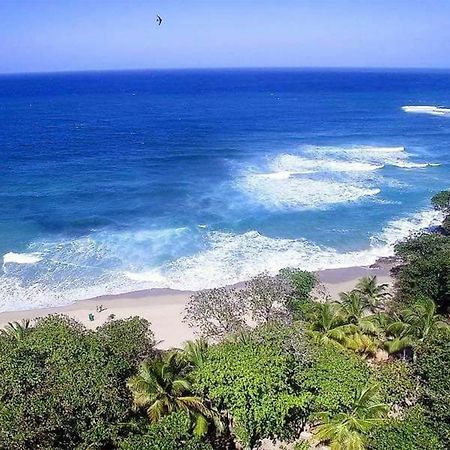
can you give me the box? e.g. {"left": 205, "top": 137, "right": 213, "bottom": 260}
{"left": 0, "top": 262, "right": 393, "bottom": 349}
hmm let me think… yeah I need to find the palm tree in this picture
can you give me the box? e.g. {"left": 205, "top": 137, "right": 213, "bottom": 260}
{"left": 0, "top": 319, "right": 31, "bottom": 341}
{"left": 337, "top": 292, "right": 380, "bottom": 355}
{"left": 355, "top": 276, "right": 390, "bottom": 312}
{"left": 339, "top": 291, "right": 368, "bottom": 323}
{"left": 314, "top": 383, "right": 388, "bottom": 450}
{"left": 127, "top": 351, "right": 221, "bottom": 436}
{"left": 384, "top": 297, "right": 449, "bottom": 357}
{"left": 402, "top": 297, "right": 449, "bottom": 341}
{"left": 307, "top": 302, "right": 358, "bottom": 349}
{"left": 182, "top": 338, "right": 209, "bottom": 368}
{"left": 343, "top": 332, "right": 379, "bottom": 357}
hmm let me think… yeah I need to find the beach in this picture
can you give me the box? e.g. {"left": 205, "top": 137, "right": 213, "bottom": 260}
{"left": 0, "top": 263, "right": 392, "bottom": 349}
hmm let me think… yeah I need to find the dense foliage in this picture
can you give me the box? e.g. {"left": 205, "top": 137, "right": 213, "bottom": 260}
{"left": 394, "top": 233, "right": 450, "bottom": 312}
{"left": 118, "top": 412, "right": 213, "bottom": 450}
{"left": 193, "top": 326, "right": 311, "bottom": 448}
{"left": 368, "top": 407, "right": 443, "bottom": 450}
{"left": 414, "top": 331, "right": 450, "bottom": 447}
{"left": 0, "top": 315, "right": 154, "bottom": 449}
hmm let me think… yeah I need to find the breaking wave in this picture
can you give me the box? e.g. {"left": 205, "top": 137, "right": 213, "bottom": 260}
{"left": 402, "top": 105, "right": 450, "bottom": 116}
{"left": 236, "top": 145, "right": 441, "bottom": 210}
{"left": 0, "top": 208, "right": 443, "bottom": 312}
{"left": 239, "top": 174, "right": 380, "bottom": 209}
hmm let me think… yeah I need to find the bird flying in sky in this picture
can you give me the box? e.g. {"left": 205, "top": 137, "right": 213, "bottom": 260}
{"left": 156, "top": 14, "right": 162, "bottom": 26}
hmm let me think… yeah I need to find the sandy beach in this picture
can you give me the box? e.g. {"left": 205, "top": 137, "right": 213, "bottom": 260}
{"left": 0, "top": 263, "right": 393, "bottom": 349}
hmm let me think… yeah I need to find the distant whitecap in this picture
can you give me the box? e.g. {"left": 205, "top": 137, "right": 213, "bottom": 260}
{"left": 402, "top": 105, "right": 450, "bottom": 116}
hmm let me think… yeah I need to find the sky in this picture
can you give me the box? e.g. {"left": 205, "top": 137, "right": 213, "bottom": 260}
{"left": 1, "top": 0, "right": 450, "bottom": 73}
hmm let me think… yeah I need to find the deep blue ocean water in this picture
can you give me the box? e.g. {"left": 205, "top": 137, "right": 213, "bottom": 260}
{"left": 1, "top": 69, "right": 449, "bottom": 310}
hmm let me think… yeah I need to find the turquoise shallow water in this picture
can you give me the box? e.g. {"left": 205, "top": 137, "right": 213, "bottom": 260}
{"left": 0, "top": 69, "right": 449, "bottom": 310}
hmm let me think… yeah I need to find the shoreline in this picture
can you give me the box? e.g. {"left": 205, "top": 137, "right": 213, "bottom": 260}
{"left": 0, "top": 261, "right": 394, "bottom": 349}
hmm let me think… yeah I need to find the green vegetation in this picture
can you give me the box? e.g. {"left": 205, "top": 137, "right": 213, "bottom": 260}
{"left": 368, "top": 407, "right": 444, "bottom": 450}
{"left": 0, "top": 315, "right": 155, "bottom": 449}
{"left": 118, "top": 412, "right": 214, "bottom": 450}
{"left": 314, "top": 384, "right": 388, "bottom": 450}
{"left": 1, "top": 191, "right": 449, "bottom": 449}
{"left": 431, "top": 190, "right": 450, "bottom": 211}
{"left": 193, "top": 326, "right": 310, "bottom": 448}
{"left": 395, "top": 234, "right": 450, "bottom": 312}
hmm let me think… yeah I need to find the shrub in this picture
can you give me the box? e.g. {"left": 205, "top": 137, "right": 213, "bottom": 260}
{"left": 373, "top": 360, "right": 418, "bottom": 407}
{"left": 193, "top": 326, "right": 311, "bottom": 448}
{"left": 118, "top": 412, "right": 213, "bottom": 450}
{"left": 368, "top": 407, "right": 444, "bottom": 450}
{"left": 295, "top": 343, "right": 371, "bottom": 415}
{"left": 431, "top": 190, "right": 450, "bottom": 211}
{"left": 394, "top": 233, "right": 450, "bottom": 312}
{"left": 0, "top": 315, "right": 155, "bottom": 450}
{"left": 414, "top": 331, "right": 450, "bottom": 447}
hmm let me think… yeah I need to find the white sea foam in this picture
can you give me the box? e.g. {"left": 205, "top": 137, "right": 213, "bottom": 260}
{"left": 3, "top": 252, "right": 42, "bottom": 265}
{"left": 0, "top": 208, "right": 443, "bottom": 311}
{"left": 270, "top": 154, "right": 384, "bottom": 173}
{"left": 124, "top": 208, "right": 444, "bottom": 291}
{"left": 402, "top": 105, "right": 450, "bottom": 116}
{"left": 389, "top": 161, "right": 441, "bottom": 169}
{"left": 373, "top": 209, "right": 444, "bottom": 248}
{"left": 256, "top": 171, "right": 296, "bottom": 180}
{"left": 240, "top": 174, "right": 380, "bottom": 209}
{"left": 237, "top": 148, "right": 389, "bottom": 209}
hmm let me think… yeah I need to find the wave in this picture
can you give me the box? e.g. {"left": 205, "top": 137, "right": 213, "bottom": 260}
{"left": 285, "top": 145, "right": 440, "bottom": 173}
{"left": 389, "top": 161, "right": 441, "bottom": 169}
{"left": 239, "top": 174, "right": 380, "bottom": 209}
{"left": 3, "top": 252, "right": 42, "bottom": 265}
{"left": 0, "top": 208, "right": 443, "bottom": 312}
{"left": 372, "top": 209, "right": 444, "bottom": 248}
{"left": 402, "top": 105, "right": 450, "bottom": 116}
{"left": 127, "top": 209, "right": 444, "bottom": 290}
{"left": 256, "top": 171, "right": 297, "bottom": 180}
{"left": 270, "top": 154, "right": 384, "bottom": 173}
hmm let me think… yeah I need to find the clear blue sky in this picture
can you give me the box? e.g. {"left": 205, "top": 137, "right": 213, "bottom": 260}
{"left": 1, "top": 0, "right": 450, "bottom": 73}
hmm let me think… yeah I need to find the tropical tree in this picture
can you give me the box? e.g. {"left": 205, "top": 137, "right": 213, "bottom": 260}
{"left": 182, "top": 338, "right": 209, "bottom": 369}
{"left": 184, "top": 287, "right": 248, "bottom": 340}
{"left": 401, "top": 297, "right": 449, "bottom": 341}
{"left": 314, "top": 383, "right": 388, "bottom": 450}
{"left": 431, "top": 190, "right": 450, "bottom": 212}
{"left": 127, "top": 351, "right": 221, "bottom": 437}
{"left": 355, "top": 276, "right": 390, "bottom": 312}
{"left": 339, "top": 291, "right": 368, "bottom": 323}
{"left": 0, "top": 319, "right": 31, "bottom": 341}
{"left": 384, "top": 297, "right": 449, "bottom": 357}
{"left": 306, "top": 302, "right": 359, "bottom": 350}
{"left": 238, "top": 272, "right": 293, "bottom": 325}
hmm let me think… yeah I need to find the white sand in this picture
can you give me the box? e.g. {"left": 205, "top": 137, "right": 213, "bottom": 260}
{"left": 0, "top": 265, "right": 392, "bottom": 349}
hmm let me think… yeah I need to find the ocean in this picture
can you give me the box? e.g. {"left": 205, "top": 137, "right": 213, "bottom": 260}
{"left": 1, "top": 68, "right": 449, "bottom": 311}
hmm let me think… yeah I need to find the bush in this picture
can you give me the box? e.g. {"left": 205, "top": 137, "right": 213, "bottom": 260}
{"left": 118, "top": 412, "right": 213, "bottom": 450}
{"left": 431, "top": 190, "right": 450, "bottom": 211}
{"left": 394, "top": 233, "right": 450, "bottom": 312}
{"left": 0, "top": 315, "right": 155, "bottom": 450}
{"left": 368, "top": 407, "right": 444, "bottom": 450}
{"left": 280, "top": 269, "right": 317, "bottom": 319}
{"left": 295, "top": 343, "right": 371, "bottom": 415}
{"left": 414, "top": 331, "right": 450, "bottom": 447}
{"left": 193, "top": 326, "right": 311, "bottom": 448}
{"left": 373, "top": 360, "right": 418, "bottom": 407}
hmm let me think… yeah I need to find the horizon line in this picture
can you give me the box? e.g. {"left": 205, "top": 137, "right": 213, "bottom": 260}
{"left": 2, "top": 65, "right": 450, "bottom": 77}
